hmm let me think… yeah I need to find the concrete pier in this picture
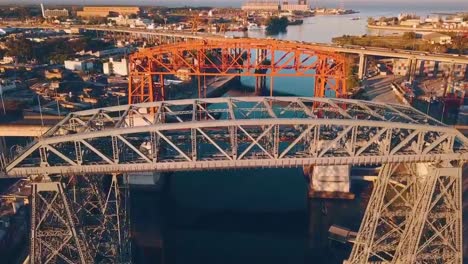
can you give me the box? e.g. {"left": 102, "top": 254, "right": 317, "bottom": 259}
{"left": 358, "top": 53, "right": 367, "bottom": 80}
{"left": 0, "top": 136, "right": 6, "bottom": 169}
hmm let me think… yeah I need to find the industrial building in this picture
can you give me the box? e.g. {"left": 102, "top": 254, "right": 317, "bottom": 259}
{"left": 40, "top": 4, "right": 69, "bottom": 18}
{"left": 242, "top": 0, "right": 280, "bottom": 11}
{"left": 242, "top": 0, "right": 310, "bottom": 12}
{"left": 77, "top": 6, "right": 140, "bottom": 18}
{"left": 103, "top": 58, "right": 129, "bottom": 76}
{"left": 280, "top": 0, "right": 309, "bottom": 11}
{"left": 64, "top": 59, "right": 94, "bottom": 72}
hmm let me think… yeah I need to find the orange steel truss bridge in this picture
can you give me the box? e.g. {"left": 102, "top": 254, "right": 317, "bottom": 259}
{"left": 128, "top": 39, "right": 348, "bottom": 103}
{"left": 1, "top": 97, "right": 467, "bottom": 263}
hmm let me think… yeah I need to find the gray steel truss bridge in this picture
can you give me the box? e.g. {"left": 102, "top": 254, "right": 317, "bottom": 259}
{"left": 1, "top": 97, "right": 467, "bottom": 264}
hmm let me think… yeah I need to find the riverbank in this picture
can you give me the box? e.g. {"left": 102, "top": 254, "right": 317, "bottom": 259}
{"left": 332, "top": 34, "right": 428, "bottom": 51}
{"left": 367, "top": 24, "right": 467, "bottom": 33}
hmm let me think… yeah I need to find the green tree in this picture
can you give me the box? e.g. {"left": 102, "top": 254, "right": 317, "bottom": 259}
{"left": 266, "top": 16, "right": 288, "bottom": 35}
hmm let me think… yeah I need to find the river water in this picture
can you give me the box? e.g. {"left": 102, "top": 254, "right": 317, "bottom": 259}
{"left": 132, "top": 4, "right": 467, "bottom": 264}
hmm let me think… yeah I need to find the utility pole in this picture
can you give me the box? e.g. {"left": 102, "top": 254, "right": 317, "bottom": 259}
{"left": 37, "top": 95, "right": 44, "bottom": 127}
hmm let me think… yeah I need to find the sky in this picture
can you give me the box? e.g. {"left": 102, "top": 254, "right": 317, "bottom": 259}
{"left": 5, "top": 0, "right": 468, "bottom": 8}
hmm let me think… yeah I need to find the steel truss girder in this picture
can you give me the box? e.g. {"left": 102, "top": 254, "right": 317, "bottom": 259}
{"left": 346, "top": 163, "right": 462, "bottom": 264}
{"left": 128, "top": 39, "right": 348, "bottom": 102}
{"left": 4, "top": 97, "right": 468, "bottom": 176}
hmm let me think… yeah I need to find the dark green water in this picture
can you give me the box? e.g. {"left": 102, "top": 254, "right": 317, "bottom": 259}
{"left": 131, "top": 167, "right": 371, "bottom": 264}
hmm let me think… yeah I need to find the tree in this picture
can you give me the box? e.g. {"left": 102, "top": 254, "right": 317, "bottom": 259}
{"left": 153, "top": 15, "right": 165, "bottom": 25}
{"left": 5, "top": 37, "right": 33, "bottom": 62}
{"left": 403, "top": 32, "right": 417, "bottom": 40}
{"left": 451, "top": 34, "right": 467, "bottom": 55}
{"left": 266, "top": 16, "right": 288, "bottom": 35}
{"left": 17, "top": 7, "right": 29, "bottom": 21}
{"left": 87, "top": 17, "right": 107, "bottom": 25}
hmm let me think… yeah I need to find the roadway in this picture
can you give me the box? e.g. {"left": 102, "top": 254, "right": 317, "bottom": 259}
{"left": 4, "top": 24, "right": 468, "bottom": 65}
{"left": 0, "top": 124, "right": 50, "bottom": 137}
{"left": 363, "top": 75, "right": 405, "bottom": 105}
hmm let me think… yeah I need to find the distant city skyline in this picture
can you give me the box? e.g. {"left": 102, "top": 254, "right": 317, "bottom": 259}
{"left": 2, "top": 0, "right": 468, "bottom": 9}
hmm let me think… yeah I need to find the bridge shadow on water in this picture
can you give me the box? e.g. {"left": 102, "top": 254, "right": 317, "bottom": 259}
{"left": 130, "top": 168, "right": 371, "bottom": 264}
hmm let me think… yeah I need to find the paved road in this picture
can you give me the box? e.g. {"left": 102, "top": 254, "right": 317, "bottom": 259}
{"left": 363, "top": 75, "right": 403, "bottom": 104}
{"left": 4, "top": 23, "right": 468, "bottom": 64}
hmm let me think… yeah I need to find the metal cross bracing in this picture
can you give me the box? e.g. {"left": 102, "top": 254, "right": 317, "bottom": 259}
{"left": 4, "top": 97, "right": 468, "bottom": 176}
{"left": 2, "top": 97, "right": 467, "bottom": 264}
{"left": 29, "top": 174, "right": 131, "bottom": 264}
{"left": 128, "top": 38, "right": 347, "bottom": 103}
{"left": 346, "top": 163, "right": 463, "bottom": 264}
{"left": 30, "top": 181, "right": 91, "bottom": 264}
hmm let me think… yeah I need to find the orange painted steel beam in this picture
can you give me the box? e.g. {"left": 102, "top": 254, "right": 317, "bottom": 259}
{"left": 129, "top": 39, "right": 347, "bottom": 104}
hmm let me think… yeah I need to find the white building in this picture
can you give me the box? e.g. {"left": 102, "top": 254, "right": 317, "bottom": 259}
{"left": 103, "top": 58, "right": 128, "bottom": 76}
{"left": 400, "top": 19, "right": 422, "bottom": 27}
{"left": 108, "top": 15, "right": 152, "bottom": 27}
{"left": 44, "top": 9, "right": 69, "bottom": 18}
{"left": 41, "top": 4, "right": 69, "bottom": 18}
{"left": 422, "top": 32, "right": 452, "bottom": 45}
{"left": 64, "top": 59, "right": 94, "bottom": 72}
{"left": 424, "top": 15, "right": 440, "bottom": 23}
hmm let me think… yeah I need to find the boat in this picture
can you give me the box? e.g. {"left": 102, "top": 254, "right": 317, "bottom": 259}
{"left": 247, "top": 22, "right": 263, "bottom": 31}
{"left": 288, "top": 19, "right": 304, "bottom": 26}
{"left": 350, "top": 17, "right": 361, "bottom": 21}
{"left": 163, "top": 79, "right": 184, "bottom": 86}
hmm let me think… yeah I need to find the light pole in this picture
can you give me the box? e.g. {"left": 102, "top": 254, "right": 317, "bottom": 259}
{"left": 426, "top": 92, "right": 434, "bottom": 115}
{"left": 440, "top": 99, "right": 446, "bottom": 123}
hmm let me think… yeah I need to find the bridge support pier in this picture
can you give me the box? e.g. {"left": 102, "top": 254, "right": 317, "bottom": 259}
{"left": 358, "top": 53, "right": 367, "bottom": 80}
{"left": 346, "top": 163, "right": 462, "bottom": 263}
{"left": 0, "top": 136, "right": 6, "bottom": 157}
{"left": 407, "top": 58, "right": 418, "bottom": 83}
{"left": 30, "top": 181, "right": 91, "bottom": 264}
{"left": 30, "top": 174, "right": 131, "bottom": 264}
